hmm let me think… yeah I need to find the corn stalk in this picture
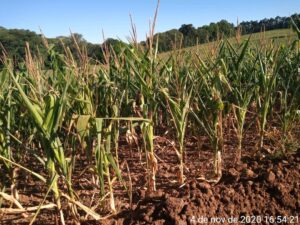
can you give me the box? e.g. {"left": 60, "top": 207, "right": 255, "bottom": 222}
{"left": 160, "top": 67, "right": 193, "bottom": 184}
{"left": 225, "top": 38, "right": 255, "bottom": 162}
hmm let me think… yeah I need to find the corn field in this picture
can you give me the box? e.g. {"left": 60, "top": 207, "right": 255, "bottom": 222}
{"left": 1, "top": 20, "right": 300, "bottom": 224}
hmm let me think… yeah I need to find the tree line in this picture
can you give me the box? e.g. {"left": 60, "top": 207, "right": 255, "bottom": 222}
{"left": 0, "top": 13, "right": 299, "bottom": 67}
{"left": 149, "top": 13, "right": 300, "bottom": 52}
{"left": 0, "top": 27, "right": 124, "bottom": 67}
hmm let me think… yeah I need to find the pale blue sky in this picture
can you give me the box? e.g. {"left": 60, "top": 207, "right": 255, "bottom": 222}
{"left": 0, "top": 0, "right": 299, "bottom": 43}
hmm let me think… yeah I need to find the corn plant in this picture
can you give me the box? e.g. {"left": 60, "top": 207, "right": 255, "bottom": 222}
{"left": 276, "top": 41, "right": 300, "bottom": 152}
{"left": 5, "top": 45, "right": 82, "bottom": 223}
{"left": 225, "top": 38, "right": 255, "bottom": 162}
{"left": 0, "top": 60, "right": 15, "bottom": 198}
{"left": 255, "top": 45, "right": 279, "bottom": 150}
{"left": 8, "top": 74, "right": 66, "bottom": 224}
{"left": 127, "top": 44, "right": 161, "bottom": 192}
{"left": 94, "top": 119, "right": 117, "bottom": 212}
{"left": 160, "top": 59, "right": 193, "bottom": 184}
{"left": 192, "top": 46, "right": 231, "bottom": 180}
{"left": 94, "top": 117, "right": 147, "bottom": 211}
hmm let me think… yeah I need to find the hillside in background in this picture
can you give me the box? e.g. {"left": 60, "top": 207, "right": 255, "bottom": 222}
{"left": 159, "top": 28, "right": 297, "bottom": 59}
{"left": 0, "top": 28, "right": 107, "bottom": 64}
{"left": 0, "top": 13, "right": 299, "bottom": 66}
{"left": 147, "top": 13, "right": 300, "bottom": 52}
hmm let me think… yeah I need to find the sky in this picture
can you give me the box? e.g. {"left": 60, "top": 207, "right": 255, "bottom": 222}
{"left": 0, "top": 0, "right": 299, "bottom": 44}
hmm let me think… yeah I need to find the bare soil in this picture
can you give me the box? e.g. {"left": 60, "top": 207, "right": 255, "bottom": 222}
{"left": 1, "top": 122, "right": 300, "bottom": 225}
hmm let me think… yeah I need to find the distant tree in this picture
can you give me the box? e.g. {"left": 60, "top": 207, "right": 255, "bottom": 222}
{"left": 179, "top": 24, "right": 197, "bottom": 47}
{"left": 291, "top": 14, "right": 300, "bottom": 29}
{"left": 154, "top": 29, "right": 183, "bottom": 52}
{"left": 0, "top": 28, "right": 44, "bottom": 66}
{"left": 86, "top": 43, "right": 102, "bottom": 62}
{"left": 207, "top": 22, "right": 219, "bottom": 41}
{"left": 216, "top": 20, "right": 235, "bottom": 38}
{"left": 103, "top": 38, "right": 127, "bottom": 53}
{"left": 197, "top": 27, "right": 209, "bottom": 43}
{"left": 179, "top": 24, "right": 195, "bottom": 36}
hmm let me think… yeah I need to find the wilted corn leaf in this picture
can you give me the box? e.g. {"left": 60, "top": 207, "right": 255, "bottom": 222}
{"left": 76, "top": 115, "right": 91, "bottom": 138}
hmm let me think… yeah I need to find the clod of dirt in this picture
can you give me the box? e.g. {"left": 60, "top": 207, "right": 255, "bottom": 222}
{"left": 153, "top": 219, "right": 166, "bottom": 225}
{"left": 170, "top": 166, "right": 176, "bottom": 173}
{"left": 165, "top": 197, "right": 185, "bottom": 221}
{"left": 276, "top": 169, "right": 284, "bottom": 179}
{"left": 143, "top": 214, "right": 151, "bottom": 223}
{"left": 139, "top": 189, "right": 146, "bottom": 198}
{"left": 241, "top": 168, "right": 256, "bottom": 180}
{"left": 156, "top": 190, "right": 165, "bottom": 198}
{"left": 266, "top": 171, "right": 276, "bottom": 183}
{"left": 189, "top": 180, "right": 197, "bottom": 190}
{"left": 225, "top": 203, "right": 235, "bottom": 214}
{"left": 198, "top": 182, "right": 211, "bottom": 193}
{"left": 228, "top": 167, "right": 239, "bottom": 178}
{"left": 241, "top": 163, "right": 248, "bottom": 169}
{"left": 275, "top": 183, "right": 287, "bottom": 195}
{"left": 227, "top": 167, "right": 240, "bottom": 182}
